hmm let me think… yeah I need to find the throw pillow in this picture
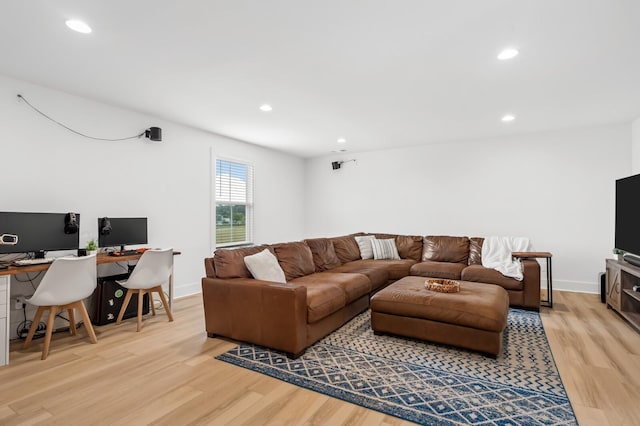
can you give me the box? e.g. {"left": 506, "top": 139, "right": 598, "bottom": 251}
{"left": 243, "top": 249, "right": 286, "bottom": 283}
{"left": 371, "top": 238, "right": 401, "bottom": 260}
{"left": 354, "top": 235, "right": 375, "bottom": 259}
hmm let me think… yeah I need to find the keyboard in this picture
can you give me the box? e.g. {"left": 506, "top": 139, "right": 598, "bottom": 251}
{"left": 109, "top": 249, "right": 144, "bottom": 256}
{"left": 13, "top": 258, "right": 54, "bottom": 266}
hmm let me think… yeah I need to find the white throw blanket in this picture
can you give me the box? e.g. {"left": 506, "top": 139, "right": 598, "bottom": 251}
{"left": 481, "top": 236, "right": 532, "bottom": 281}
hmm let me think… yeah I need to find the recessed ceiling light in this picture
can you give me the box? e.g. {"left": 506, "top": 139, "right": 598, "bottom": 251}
{"left": 497, "top": 48, "right": 519, "bottom": 60}
{"left": 259, "top": 104, "right": 273, "bottom": 112}
{"left": 65, "top": 19, "right": 92, "bottom": 34}
{"left": 337, "top": 138, "right": 347, "bottom": 143}
{"left": 502, "top": 114, "right": 516, "bottom": 122}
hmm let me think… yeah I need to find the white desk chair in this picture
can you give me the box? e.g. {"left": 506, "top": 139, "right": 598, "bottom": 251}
{"left": 23, "top": 254, "right": 98, "bottom": 360}
{"left": 116, "top": 248, "right": 174, "bottom": 331}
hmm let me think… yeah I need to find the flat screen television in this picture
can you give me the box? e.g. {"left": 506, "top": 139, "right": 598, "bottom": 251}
{"left": 98, "top": 217, "right": 148, "bottom": 251}
{"left": 0, "top": 212, "right": 80, "bottom": 256}
{"left": 615, "top": 173, "right": 640, "bottom": 260}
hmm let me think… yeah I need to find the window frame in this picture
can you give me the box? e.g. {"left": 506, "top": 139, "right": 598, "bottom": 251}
{"left": 212, "top": 155, "right": 254, "bottom": 249}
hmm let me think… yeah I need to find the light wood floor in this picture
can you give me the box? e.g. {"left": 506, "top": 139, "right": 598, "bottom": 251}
{"left": 0, "top": 291, "right": 639, "bottom": 425}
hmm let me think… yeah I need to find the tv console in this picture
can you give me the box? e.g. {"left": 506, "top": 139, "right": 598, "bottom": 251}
{"left": 606, "top": 258, "right": 640, "bottom": 333}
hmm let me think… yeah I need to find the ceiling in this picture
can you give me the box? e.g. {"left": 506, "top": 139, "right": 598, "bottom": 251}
{"left": 1, "top": 1, "right": 639, "bottom": 158}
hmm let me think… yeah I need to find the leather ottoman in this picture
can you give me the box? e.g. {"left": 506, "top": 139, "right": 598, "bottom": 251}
{"left": 370, "top": 276, "right": 509, "bottom": 356}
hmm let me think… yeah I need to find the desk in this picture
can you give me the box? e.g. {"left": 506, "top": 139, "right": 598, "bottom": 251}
{"left": 0, "top": 251, "right": 179, "bottom": 367}
{"left": 512, "top": 251, "right": 553, "bottom": 308}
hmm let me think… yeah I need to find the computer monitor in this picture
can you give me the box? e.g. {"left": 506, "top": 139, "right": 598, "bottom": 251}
{"left": 98, "top": 217, "right": 148, "bottom": 251}
{"left": 0, "top": 212, "right": 80, "bottom": 256}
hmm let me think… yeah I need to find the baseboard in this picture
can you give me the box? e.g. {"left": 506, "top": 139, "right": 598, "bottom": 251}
{"left": 543, "top": 279, "right": 598, "bottom": 294}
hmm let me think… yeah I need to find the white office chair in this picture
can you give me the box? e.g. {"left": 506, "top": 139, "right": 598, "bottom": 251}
{"left": 23, "top": 254, "right": 98, "bottom": 360}
{"left": 116, "top": 248, "right": 174, "bottom": 331}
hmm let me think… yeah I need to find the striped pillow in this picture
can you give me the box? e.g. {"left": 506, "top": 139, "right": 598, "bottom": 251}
{"left": 371, "top": 238, "right": 401, "bottom": 260}
{"left": 354, "top": 235, "right": 375, "bottom": 259}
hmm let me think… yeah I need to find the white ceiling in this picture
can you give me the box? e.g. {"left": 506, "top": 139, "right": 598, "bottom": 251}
{"left": 1, "top": 1, "right": 639, "bottom": 158}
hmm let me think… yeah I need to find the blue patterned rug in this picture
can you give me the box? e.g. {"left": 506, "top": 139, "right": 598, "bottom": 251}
{"left": 216, "top": 309, "right": 577, "bottom": 425}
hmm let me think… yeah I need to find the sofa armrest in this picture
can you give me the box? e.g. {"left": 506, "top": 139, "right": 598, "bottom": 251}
{"left": 521, "top": 259, "right": 541, "bottom": 310}
{"left": 201, "top": 277, "right": 308, "bottom": 356}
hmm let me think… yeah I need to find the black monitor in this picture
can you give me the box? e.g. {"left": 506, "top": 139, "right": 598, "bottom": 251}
{"left": 98, "top": 217, "right": 148, "bottom": 251}
{"left": 0, "top": 212, "right": 80, "bottom": 256}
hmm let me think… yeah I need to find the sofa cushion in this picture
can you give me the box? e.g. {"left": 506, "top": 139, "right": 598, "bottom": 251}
{"left": 395, "top": 235, "right": 423, "bottom": 261}
{"left": 331, "top": 236, "right": 362, "bottom": 263}
{"left": 469, "top": 237, "right": 484, "bottom": 265}
{"left": 272, "top": 242, "right": 316, "bottom": 281}
{"left": 291, "top": 272, "right": 370, "bottom": 304}
{"left": 287, "top": 280, "right": 346, "bottom": 323}
{"left": 330, "top": 262, "right": 390, "bottom": 291}
{"left": 410, "top": 261, "right": 466, "bottom": 280}
{"left": 372, "top": 238, "right": 401, "bottom": 260}
{"left": 373, "top": 233, "right": 397, "bottom": 240}
{"left": 354, "top": 235, "right": 375, "bottom": 259}
{"left": 345, "top": 259, "right": 417, "bottom": 280}
{"left": 461, "top": 265, "right": 523, "bottom": 291}
{"left": 304, "top": 238, "right": 342, "bottom": 271}
{"left": 243, "top": 249, "right": 286, "bottom": 283}
{"left": 213, "top": 245, "right": 272, "bottom": 279}
{"left": 373, "top": 233, "right": 423, "bottom": 261}
{"left": 422, "top": 235, "right": 470, "bottom": 264}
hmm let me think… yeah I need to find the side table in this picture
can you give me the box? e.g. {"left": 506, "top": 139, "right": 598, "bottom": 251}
{"left": 512, "top": 251, "right": 553, "bottom": 308}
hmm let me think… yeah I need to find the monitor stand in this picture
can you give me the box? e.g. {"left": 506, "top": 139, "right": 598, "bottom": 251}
{"left": 120, "top": 245, "right": 126, "bottom": 252}
{"left": 33, "top": 250, "right": 46, "bottom": 259}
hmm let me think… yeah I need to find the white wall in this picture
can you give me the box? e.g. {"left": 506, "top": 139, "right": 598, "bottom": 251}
{"left": 633, "top": 117, "right": 640, "bottom": 173}
{"left": 305, "top": 125, "right": 631, "bottom": 293}
{"left": 1, "top": 73, "right": 305, "bottom": 308}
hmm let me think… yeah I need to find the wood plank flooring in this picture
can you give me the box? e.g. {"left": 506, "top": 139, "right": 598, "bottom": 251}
{"left": 0, "top": 290, "right": 638, "bottom": 425}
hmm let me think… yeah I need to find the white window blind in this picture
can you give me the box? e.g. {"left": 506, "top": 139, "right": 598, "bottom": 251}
{"left": 215, "top": 159, "right": 254, "bottom": 246}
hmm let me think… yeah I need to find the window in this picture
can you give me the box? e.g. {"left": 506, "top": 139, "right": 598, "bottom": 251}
{"left": 215, "top": 158, "right": 254, "bottom": 246}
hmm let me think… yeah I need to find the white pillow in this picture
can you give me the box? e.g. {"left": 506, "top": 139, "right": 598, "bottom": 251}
{"left": 371, "top": 238, "right": 401, "bottom": 260}
{"left": 244, "top": 249, "right": 286, "bottom": 283}
{"left": 354, "top": 235, "right": 375, "bottom": 259}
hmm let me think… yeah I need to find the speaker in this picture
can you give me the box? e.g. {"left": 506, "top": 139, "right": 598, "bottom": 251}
{"left": 599, "top": 272, "right": 606, "bottom": 303}
{"left": 145, "top": 127, "right": 162, "bottom": 142}
{"left": 623, "top": 253, "right": 640, "bottom": 267}
{"left": 64, "top": 212, "right": 79, "bottom": 234}
{"left": 88, "top": 274, "right": 149, "bottom": 325}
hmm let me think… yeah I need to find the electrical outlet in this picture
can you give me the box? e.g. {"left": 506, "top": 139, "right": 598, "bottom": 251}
{"left": 14, "top": 296, "right": 24, "bottom": 310}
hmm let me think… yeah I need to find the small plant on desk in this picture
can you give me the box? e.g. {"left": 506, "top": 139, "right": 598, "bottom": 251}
{"left": 86, "top": 239, "right": 98, "bottom": 256}
{"left": 613, "top": 248, "right": 625, "bottom": 261}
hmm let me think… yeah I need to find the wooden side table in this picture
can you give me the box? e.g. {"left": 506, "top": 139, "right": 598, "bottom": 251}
{"left": 512, "top": 251, "right": 553, "bottom": 308}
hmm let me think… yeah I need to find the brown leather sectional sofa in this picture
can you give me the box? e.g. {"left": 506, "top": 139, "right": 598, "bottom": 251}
{"left": 202, "top": 234, "right": 540, "bottom": 358}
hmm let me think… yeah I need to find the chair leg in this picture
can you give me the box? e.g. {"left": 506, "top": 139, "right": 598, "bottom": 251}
{"left": 75, "top": 301, "right": 97, "bottom": 344}
{"left": 23, "top": 306, "right": 45, "bottom": 349}
{"left": 42, "top": 307, "right": 58, "bottom": 360}
{"left": 116, "top": 289, "right": 134, "bottom": 325}
{"left": 137, "top": 289, "right": 144, "bottom": 332}
{"left": 149, "top": 292, "right": 156, "bottom": 316}
{"left": 156, "top": 286, "right": 174, "bottom": 322}
{"left": 68, "top": 308, "right": 76, "bottom": 336}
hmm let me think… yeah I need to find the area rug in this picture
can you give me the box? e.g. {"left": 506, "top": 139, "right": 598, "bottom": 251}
{"left": 217, "top": 309, "right": 577, "bottom": 425}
